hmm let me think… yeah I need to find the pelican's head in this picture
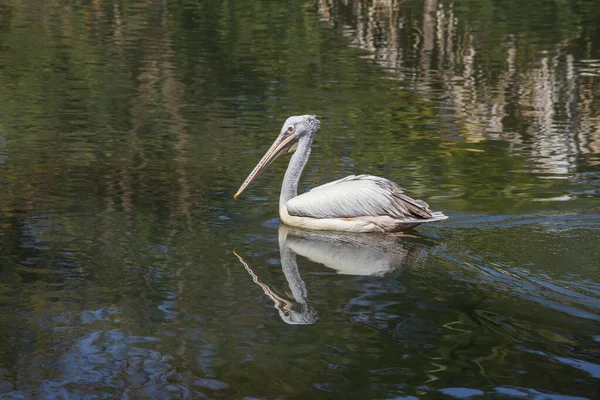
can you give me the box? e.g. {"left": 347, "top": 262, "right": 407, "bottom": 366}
{"left": 234, "top": 115, "right": 320, "bottom": 199}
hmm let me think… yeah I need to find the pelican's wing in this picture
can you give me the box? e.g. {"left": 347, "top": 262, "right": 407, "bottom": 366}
{"left": 286, "top": 175, "right": 433, "bottom": 220}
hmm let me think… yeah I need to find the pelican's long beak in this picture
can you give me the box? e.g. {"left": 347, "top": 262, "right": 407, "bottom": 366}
{"left": 234, "top": 132, "right": 298, "bottom": 199}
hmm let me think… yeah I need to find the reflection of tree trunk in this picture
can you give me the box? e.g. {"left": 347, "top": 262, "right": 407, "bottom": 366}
{"left": 577, "top": 81, "right": 600, "bottom": 161}
{"left": 487, "top": 37, "right": 517, "bottom": 139}
{"left": 436, "top": 4, "right": 461, "bottom": 140}
{"left": 159, "top": 0, "right": 192, "bottom": 232}
{"left": 420, "top": 0, "right": 436, "bottom": 80}
{"left": 113, "top": 2, "right": 123, "bottom": 49}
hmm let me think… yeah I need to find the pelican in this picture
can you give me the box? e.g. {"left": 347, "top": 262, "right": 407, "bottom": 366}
{"left": 234, "top": 115, "right": 447, "bottom": 232}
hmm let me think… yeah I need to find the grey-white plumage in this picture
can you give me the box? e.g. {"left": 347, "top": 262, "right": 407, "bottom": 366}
{"left": 235, "top": 115, "right": 447, "bottom": 233}
{"left": 287, "top": 174, "right": 433, "bottom": 220}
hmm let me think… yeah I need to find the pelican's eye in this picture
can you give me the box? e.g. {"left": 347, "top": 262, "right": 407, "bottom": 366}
{"left": 286, "top": 125, "right": 294, "bottom": 134}
{"left": 284, "top": 311, "right": 291, "bottom": 317}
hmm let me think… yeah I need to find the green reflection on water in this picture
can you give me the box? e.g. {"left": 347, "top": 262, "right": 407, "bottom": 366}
{"left": 0, "top": 0, "right": 599, "bottom": 398}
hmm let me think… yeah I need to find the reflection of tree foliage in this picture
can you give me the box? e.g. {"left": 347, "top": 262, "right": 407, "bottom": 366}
{"left": 0, "top": 0, "right": 599, "bottom": 397}
{"left": 318, "top": 0, "right": 600, "bottom": 198}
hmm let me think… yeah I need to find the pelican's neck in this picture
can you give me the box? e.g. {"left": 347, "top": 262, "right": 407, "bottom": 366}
{"left": 280, "top": 137, "right": 313, "bottom": 205}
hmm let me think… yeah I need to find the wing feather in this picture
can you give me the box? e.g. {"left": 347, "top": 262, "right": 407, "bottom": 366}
{"left": 286, "top": 175, "right": 433, "bottom": 220}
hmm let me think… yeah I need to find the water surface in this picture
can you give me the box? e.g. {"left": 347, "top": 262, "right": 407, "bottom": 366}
{"left": 0, "top": 0, "right": 599, "bottom": 398}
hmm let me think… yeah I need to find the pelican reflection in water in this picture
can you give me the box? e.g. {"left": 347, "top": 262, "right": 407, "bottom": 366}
{"left": 233, "top": 225, "right": 429, "bottom": 325}
{"left": 235, "top": 115, "right": 447, "bottom": 232}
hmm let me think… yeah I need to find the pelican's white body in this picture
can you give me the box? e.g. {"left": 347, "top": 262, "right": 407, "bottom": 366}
{"left": 279, "top": 174, "right": 447, "bottom": 233}
{"left": 280, "top": 203, "right": 447, "bottom": 232}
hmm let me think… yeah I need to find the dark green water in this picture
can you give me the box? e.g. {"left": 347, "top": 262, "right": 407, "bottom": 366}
{"left": 1, "top": 0, "right": 599, "bottom": 398}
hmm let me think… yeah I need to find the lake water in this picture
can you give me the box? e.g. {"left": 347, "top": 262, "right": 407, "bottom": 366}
{"left": 1, "top": 0, "right": 599, "bottom": 398}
